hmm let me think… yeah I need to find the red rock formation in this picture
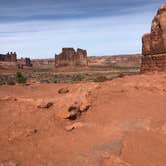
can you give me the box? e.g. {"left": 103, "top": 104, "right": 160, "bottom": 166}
{"left": 141, "top": 4, "right": 166, "bottom": 72}
{"left": 55, "top": 48, "right": 88, "bottom": 67}
{"left": 142, "top": 33, "right": 151, "bottom": 56}
{"left": 76, "top": 48, "right": 88, "bottom": 66}
{"left": 17, "top": 57, "right": 32, "bottom": 68}
{"left": 24, "top": 58, "right": 32, "bottom": 67}
{"left": 0, "top": 52, "right": 17, "bottom": 62}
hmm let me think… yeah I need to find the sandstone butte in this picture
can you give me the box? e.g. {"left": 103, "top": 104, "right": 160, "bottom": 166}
{"left": 55, "top": 48, "right": 88, "bottom": 67}
{"left": 141, "top": 4, "right": 166, "bottom": 72}
{"left": 0, "top": 52, "right": 17, "bottom": 62}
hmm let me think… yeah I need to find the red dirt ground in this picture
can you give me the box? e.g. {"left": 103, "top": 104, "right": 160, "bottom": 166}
{"left": 0, "top": 72, "right": 166, "bottom": 166}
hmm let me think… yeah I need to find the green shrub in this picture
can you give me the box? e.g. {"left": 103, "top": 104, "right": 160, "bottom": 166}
{"left": 16, "top": 72, "right": 27, "bottom": 84}
{"left": 93, "top": 76, "right": 107, "bottom": 82}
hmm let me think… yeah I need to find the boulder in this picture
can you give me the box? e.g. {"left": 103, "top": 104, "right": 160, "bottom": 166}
{"left": 58, "top": 88, "right": 69, "bottom": 94}
{"left": 37, "top": 102, "right": 53, "bottom": 109}
{"left": 67, "top": 102, "right": 81, "bottom": 120}
{"left": 65, "top": 122, "right": 85, "bottom": 131}
{"left": 57, "top": 100, "right": 91, "bottom": 120}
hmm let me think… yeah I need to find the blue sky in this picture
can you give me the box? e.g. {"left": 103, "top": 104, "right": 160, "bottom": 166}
{"left": 0, "top": 0, "right": 165, "bottom": 59}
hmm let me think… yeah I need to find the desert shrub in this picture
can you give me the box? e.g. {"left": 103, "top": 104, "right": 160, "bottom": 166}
{"left": 93, "top": 75, "right": 108, "bottom": 82}
{"left": 16, "top": 72, "right": 27, "bottom": 84}
{"left": 71, "top": 74, "right": 84, "bottom": 82}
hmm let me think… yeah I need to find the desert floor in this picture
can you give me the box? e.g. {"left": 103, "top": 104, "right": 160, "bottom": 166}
{"left": 0, "top": 72, "right": 166, "bottom": 166}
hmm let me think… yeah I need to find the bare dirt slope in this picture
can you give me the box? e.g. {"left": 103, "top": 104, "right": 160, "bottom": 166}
{"left": 0, "top": 73, "right": 166, "bottom": 166}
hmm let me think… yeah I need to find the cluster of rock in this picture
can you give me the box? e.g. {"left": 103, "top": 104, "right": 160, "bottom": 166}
{"left": 55, "top": 48, "right": 88, "bottom": 67}
{"left": 141, "top": 5, "right": 166, "bottom": 72}
{"left": 0, "top": 52, "right": 17, "bottom": 62}
{"left": 17, "top": 58, "right": 32, "bottom": 68}
{"left": 0, "top": 52, "right": 33, "bottom": 69}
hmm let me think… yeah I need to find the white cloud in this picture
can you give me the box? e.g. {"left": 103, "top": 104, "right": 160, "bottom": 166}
{"left": 0, "top": 2, "right": 161, "bottom": 58}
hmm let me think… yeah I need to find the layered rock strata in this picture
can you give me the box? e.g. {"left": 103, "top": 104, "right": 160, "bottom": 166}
{"left": 141, "top": 4, "right": 166, "bottom": 72}
{"left": 55, "top": 48, "right": 88, "bottom": 67}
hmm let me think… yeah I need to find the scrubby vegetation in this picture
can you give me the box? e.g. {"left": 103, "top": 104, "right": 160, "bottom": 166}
{"left": 93, "top": 75, "right": 108, "bottom": 82}
{"left": 71, "top": 74, "right": 84, "bottom": 82}
{"left": 16, "top": 72, "right": 27, "bottom": 84}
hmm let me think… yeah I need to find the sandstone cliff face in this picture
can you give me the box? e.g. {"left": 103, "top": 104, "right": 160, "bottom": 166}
{"left": 141, "top": 4, "right": 166, "bottom": 72}
{"left": 55, "top": 48, "right": 88, "bottom": 67}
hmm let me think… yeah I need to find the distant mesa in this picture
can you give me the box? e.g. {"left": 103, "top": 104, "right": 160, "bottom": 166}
{"left": 55, "top": 48, "right": 88, "bottom": 67}
{"left": 141, "top": 4, "right": 166, "bottom": 72}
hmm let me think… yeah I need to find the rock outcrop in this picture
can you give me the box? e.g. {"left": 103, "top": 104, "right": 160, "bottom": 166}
{"left": 141, "top": 4, "right": 166, "bottom": 72}
{"left": 24, "top": 58, "right": 32, "bottom": 67}
{"left": 55, "top": 48, "right": 88, "bottom": 67}
{"left": 17, "top": 58, "right": 32, "bottom": 68}
{"left": 0, "top": 52, "right": 17, "bottom": 62}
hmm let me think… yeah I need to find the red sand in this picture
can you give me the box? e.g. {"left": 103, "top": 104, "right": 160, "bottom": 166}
{"left": 0, "top": 72, "right": 166, "bottom": 166}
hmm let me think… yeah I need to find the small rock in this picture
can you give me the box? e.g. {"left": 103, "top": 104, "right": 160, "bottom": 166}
{"left": 37, "top": 102, "right": 53, "bottom": 109}
{"left": 58, "top": 88, "right": 69, "bottom": 94}
{"left": 80, "top": 102, "right": 91, "bottom": 112}
{"left": 65, "top": 122, "right": 85, "bottom": 131}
